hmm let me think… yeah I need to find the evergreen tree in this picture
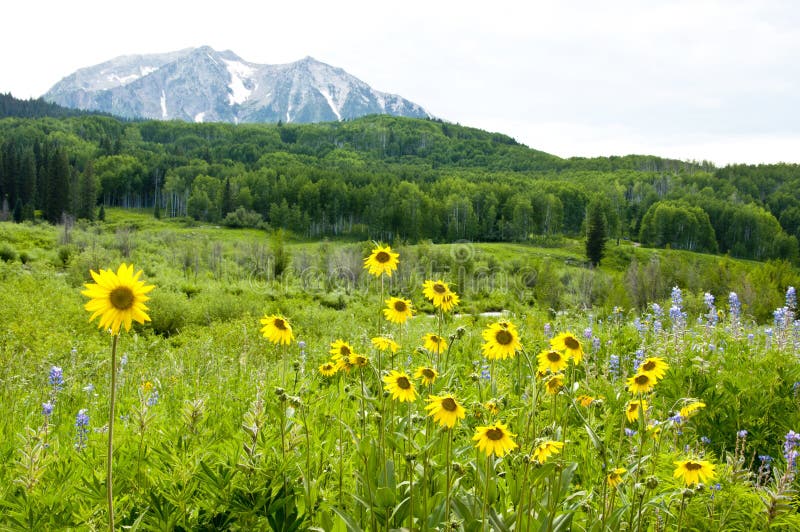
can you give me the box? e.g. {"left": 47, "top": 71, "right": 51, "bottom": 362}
{"left": 98, "top": 204, "right": 106, "bottom": 221}
{"left": 77, "top": 162, "right": 97, "bottom": 220}
{"left": 586, "top": 200, "right": 607, "bottom": 267}
{"left": 45, "top": 147, "right": 70, "bottom": 224}
{"left": 12, "top": 198, "right": 23, "bottom": 223}
{"left": 221, "top": 177, "right": 233, "bottom": 217}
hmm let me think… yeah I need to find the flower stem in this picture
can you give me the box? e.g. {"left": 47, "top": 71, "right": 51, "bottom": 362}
{"left": 107, "top": 334, "right": 118, "bottom": 532}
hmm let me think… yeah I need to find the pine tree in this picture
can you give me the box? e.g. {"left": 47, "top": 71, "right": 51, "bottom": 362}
{"left": 12, "top": 198, "right": 23, "bottom": 223}
{"left": 221, "top": 177, "right": 233, "bottom": 218}
{"left": 98, "top": 204, "right": 106, "bottom": 221}
{"left": 586, "top": 201, "right": 607, "bottom": 267}
{"left": 45, "top": 147, "right": 70, "bottom": 224}
{"left": 77, "top": 162, "right": 97, "bottom": 220}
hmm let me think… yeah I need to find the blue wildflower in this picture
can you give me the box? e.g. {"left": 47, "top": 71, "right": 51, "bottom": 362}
{"left": 75, "top": 409, "right": 90, "bottom": 450}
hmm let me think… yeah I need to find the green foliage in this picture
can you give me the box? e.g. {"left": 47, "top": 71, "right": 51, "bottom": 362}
{"left": 1, "top": 113, "right": 798, "bottom": 263}
{"left": 1, "top": 214, "right": 800, "bottom": 530}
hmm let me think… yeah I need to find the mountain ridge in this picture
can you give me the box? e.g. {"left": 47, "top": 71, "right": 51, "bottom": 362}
{"left": 43, "top": 46, "right": 431, "bottom": 124}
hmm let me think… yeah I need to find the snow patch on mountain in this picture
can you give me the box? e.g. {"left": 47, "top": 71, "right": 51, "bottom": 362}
{"left": 160, "top": 90, "right": 167, "bottom": 118}
{"left": 223, "top": 59, "right": 255, "bottom": 105}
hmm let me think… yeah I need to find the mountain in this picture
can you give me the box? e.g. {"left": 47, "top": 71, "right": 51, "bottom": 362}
{"left": 43, "top": 46, "right": 431, "bottom": 124}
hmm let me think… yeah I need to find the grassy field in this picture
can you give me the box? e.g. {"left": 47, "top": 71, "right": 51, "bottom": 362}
{"left": 1, "top": 212, "right": 800, "bottom": 530}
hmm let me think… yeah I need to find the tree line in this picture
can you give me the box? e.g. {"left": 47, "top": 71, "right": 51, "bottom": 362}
{"left": 0, "top": 97, "right": 798, "bottom": 263}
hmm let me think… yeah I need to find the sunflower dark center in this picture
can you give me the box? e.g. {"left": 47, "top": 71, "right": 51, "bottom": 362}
{"left": 685, "top": 462, "right": 702, "bottom": 471}
{"left": 486, "top": 428, "right": 505, "bottom": 441}
{"left": 422, "top": 368, "right": 436, "bottom": 379}
{"left": 642, "top": 360, "right": 656, "bottom": 371}
{"left": 442, "top": 397, "right": 457, "bottom": 411}
{"left": 564, "top": 336, "right": 580, "bottom": 350}
{"left": 273, "top": 318, "right": 287, "bottom": 331}
{"left": 355, "top": 356, "right": 367, "bottom": 365}
{"left": 375, "top": 251, "right": 390, "bottom": 263}
{"left": 546, "top": 351, "right": 561, "bottom": 362}
{"left": 628, "top": 403, "right": 639, "bottom": 412}
{"left": 496, "top": 330, "right": 513, "bottom": 345}
{"left": 433, "top": 283, "right": 447, "bottom": 294}
{"left": 340, "top": 345, "right": 351, "bottom": 355}
{"left": 397, "top": 376, "right": 411, "bottom": 389}
{"left": 634, "top": 374, "right": 650, "bottom": 385}
{"left": 109, "top": 287, "right": 134, "bottom": 310}
{"left": 394, "top": 300, "right": 407, "bottom": 312}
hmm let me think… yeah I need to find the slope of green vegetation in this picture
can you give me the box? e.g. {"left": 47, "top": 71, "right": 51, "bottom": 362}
{"left": 1, "top": 96, "right": 799, "bottom": 264}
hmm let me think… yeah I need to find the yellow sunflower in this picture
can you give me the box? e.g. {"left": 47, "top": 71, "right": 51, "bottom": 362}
{"left": 259, "top": 314, "right": 294, "bottom": 346}
{"left": 481, "top": 321, "right": 522, "bottom": 360}
{"left": 334, "top": 356, "right": 354, "bottom": 374}
{"left": 82, "top": 263, "right": 155, "bottom": 335}
{"left": 439, "top": 292, "right": 460, "bottom": 312}
{"left": 626, "top": 399, "right": 648, "bottom": 423}
{"left": 414, "top": 366, "right": 439, "bottom": 385}
{"left": 383, "top": 297, "right": 414, "bottom": 324}
{"left": 473, "top": 421, "right": 518, "bottom": 457}
{"left": 679, "top": 400, "right": 706, "bottom": 419}
{"left": 319, "top": 362, "right": 338, "bottom": 377}
{"left": 425, "top": 394, "right": 466, "bottom": 428}
{"left": 537, "top": 349, "right": 570, "bottom": 374}
{"left": 627, "top": 373, "right": 656, "bottom": 394}
{"left": 353, "top": 355, "right": 369, "bottom": 368}
{"left": 330, "top": 339, "right": 355, "bottom": 358}
{"left": 550, "top": 332, "right": 584, "bottom": 364}
{"left": 383, "top": 370, "right": 418, "bottom": 402}
{"left": 607, "top": 467, "right": 627, "bottom": 487}
{"left": 364, "top": 244, "right": 399, "bottom": 277}
{"left": 371, "top": 336, "right": 400, "bottom": 353}
{"left": 423, "top": 333, "right": 448, "bottom": 354}
{"left": 673, "top": 459, "right": 716, "bottom": 486}
{"left": 577, "top": 395, "right": 595, "bottom": 407}
{"left": 545, "top": 373, "right": 565, "bottom": 395}
{"left": 638, "top": 357, "right": 669, "bottom": 381}
{"left": 531, "top": 440, "right": 564, "bottom": 463}
{"left": 485, "top": 399, "right": 500, "bottom": 415}
{"left": 422, "top": 279, "right": 452, "bottom": 307}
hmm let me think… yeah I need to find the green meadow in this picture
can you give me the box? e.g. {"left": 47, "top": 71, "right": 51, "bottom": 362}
{"left": 2, "top": 212, "right": 800, "bottom": 531}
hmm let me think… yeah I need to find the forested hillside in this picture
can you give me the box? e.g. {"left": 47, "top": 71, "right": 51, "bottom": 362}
{"left": 0, "top": 93, "right": 798, "bottom": 262}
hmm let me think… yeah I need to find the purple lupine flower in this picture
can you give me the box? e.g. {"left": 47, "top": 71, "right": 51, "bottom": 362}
{"left": 608, "top": 355, "right": 620, "bottom": 380}
{"left": 787, "top": 286, "right": 797, "bottom": 309}
{"left": 624, "top": 428, "right": 637, "bottom": 437}
{"left": 651, "top": 303, "right": 663, "bottom": 319}
{"left": 633, "top": 349, "right": 645, "bottom": 371}
{"left": 633, "top": 318, "right": 645, "bottom": 335}
{"left": 775, "top": 307, "right": 789, "bottom": 330}
{"left": 592, "top": 336, "right": 601, "bottom": 352}
{"left": 583, "top": 327, "right": 593, "bottom": 339}
{"left": 75, "top": 409, "right": 90, "bottom": 450}
{"left": 729, "top": 292, "right": 741, "bottom": 313}
{"left": 671, "top": 286, "right": 683, "bottom": 308}
{"left": 42, "top": 401, "right": 54, "bottom": 417}
{"left": 543, "top": 322, "right": 552, "bottom": 338}
{"left": 737, "top": 430, "right": 748, "bottom": 439}
{"left": 704, "top": 292, "right": 715, "bottom": 308}
{"left": 147, "top": 389, "right": 159, "bottom": 406}
{"left": 49, "top": 366, "right": 63, "bottom": 390}
{"left": 701, "top": 436, "right": 711, "bottom": 445}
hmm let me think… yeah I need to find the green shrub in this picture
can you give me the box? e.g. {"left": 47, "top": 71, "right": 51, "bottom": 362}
{"left": 0, "top": 244, "right": 17, "bottom": 262}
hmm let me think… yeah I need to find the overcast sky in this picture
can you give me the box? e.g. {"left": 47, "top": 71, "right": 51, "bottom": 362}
{"left": 2, "top": 0, "right": 798, "bottom": 165}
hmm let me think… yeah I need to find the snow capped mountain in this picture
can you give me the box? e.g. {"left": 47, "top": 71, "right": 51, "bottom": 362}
{"left": 43, "top": 46, "right": 430, "bottom": 124}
